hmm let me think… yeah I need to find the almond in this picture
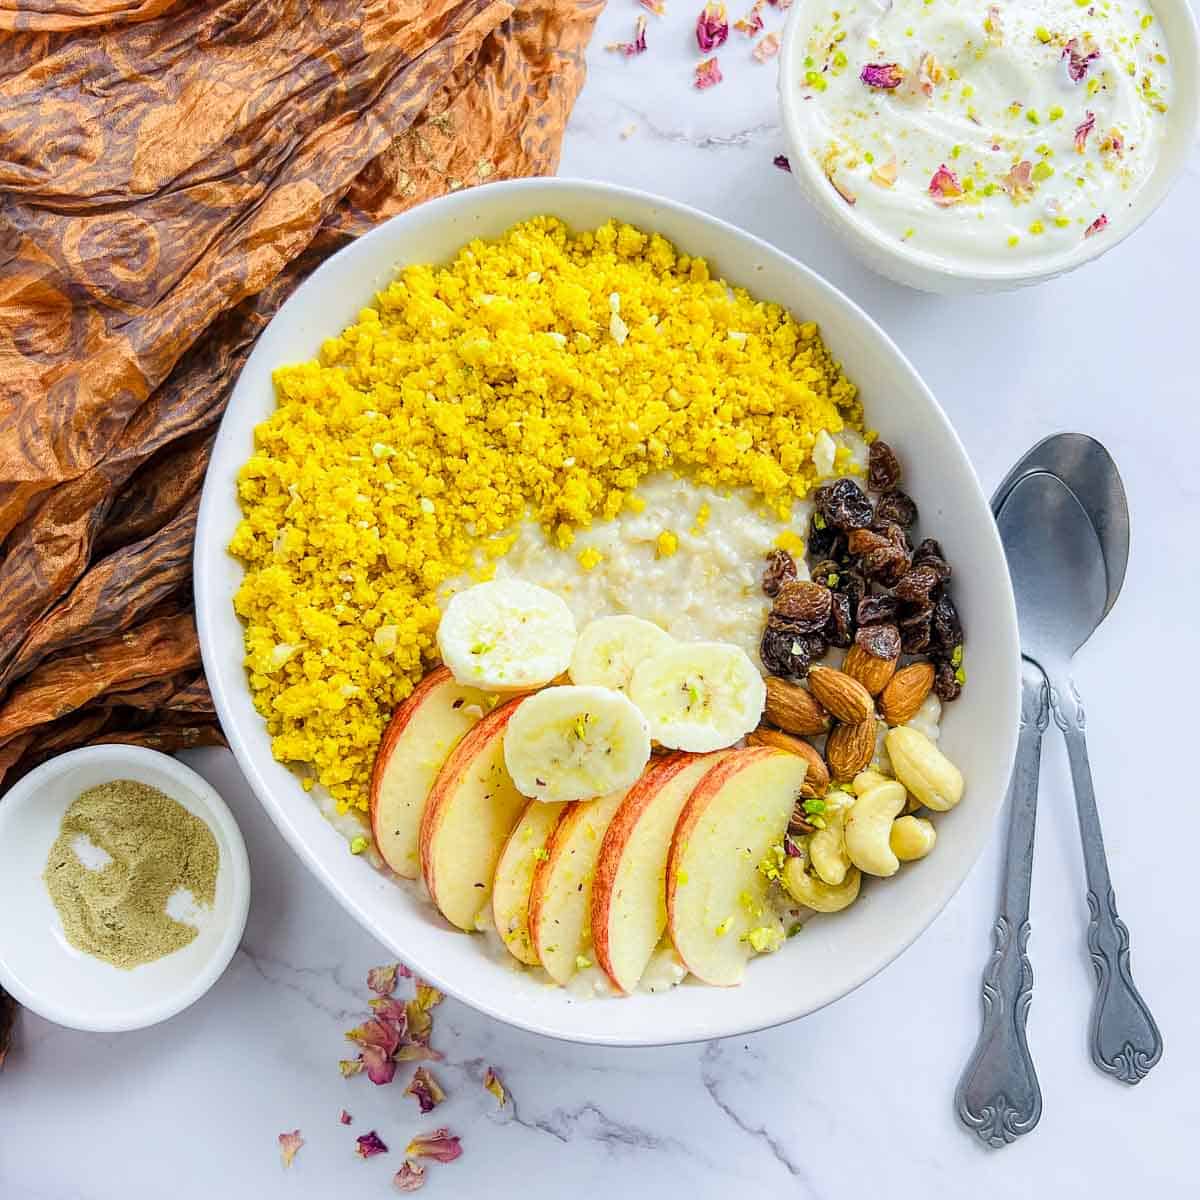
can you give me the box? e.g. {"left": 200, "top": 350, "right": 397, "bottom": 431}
{"left": 747, "top": 728, "right": 830, "bottom": 797}
{"left": 880, "top": 661, "right": 935, "bottom": 724}
{"left": 807, "top": 665, "right": 874, "bottom": 724}
{"left": 825, "top": 718, "right": 877, "bottom": 781}
{"left": 842, "top": 643, "right": 898, "bottom": 696}
{"left": 763, "top": 676, "right": 831, "bottom": 736}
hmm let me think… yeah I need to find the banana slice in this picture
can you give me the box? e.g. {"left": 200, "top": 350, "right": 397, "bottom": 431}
{"left": 628, "top": 642, "right": 766, "bottom": 753}
{"left": 503, "top": 685, "right": 651, "bottom": 803}
{"left": 569, "top": 615, "right": 676, "bottom": 693}
{"left": 438, "top": 579, "right": 576, "bottom": 692}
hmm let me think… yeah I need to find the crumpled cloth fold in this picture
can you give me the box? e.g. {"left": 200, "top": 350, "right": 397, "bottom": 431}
{"left": 0, "top": 0, "right": 601, "bottom": 791}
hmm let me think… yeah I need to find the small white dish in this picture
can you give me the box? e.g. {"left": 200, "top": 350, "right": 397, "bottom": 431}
{"left": 0, "top": 745, "right": 250, "bottom": 1032}
{"left": 195, "top": 177, "right": 1020, "bottom": 1046}
{"left": 777, "top": 0, "right": 1200, "bottom": 293}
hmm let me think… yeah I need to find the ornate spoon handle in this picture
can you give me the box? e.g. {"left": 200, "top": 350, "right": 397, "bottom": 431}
{"left": 956, "top": 662, "right": 1046, "bottom": 1147}
{"left": 1049, "top": 676, "right": 1163, "bottom": 1084}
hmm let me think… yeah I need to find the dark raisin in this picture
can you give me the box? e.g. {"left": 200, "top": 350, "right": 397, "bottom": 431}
{"left": 827, "top": 592, "right": 854, "bottom": 648}
{"left": 899, "top": 607, "right": 933, "bottom": 654}
{"left": 874, "top": 489, "right": 918, "bottom": 529}
{"left": 893, "top": 564, "right": 942, "bottom": 604}
{"left": 807, "top": 513, "right": 840, "bottom": 559}
{"left": 773, "top": 580, "right": 833, "bottom": 633}
{"left": 859, "top": 523, "right": 911, "bottom": 586}
{"left": 815, "top": 478, "right": 874, "bottom": 531}
{"left": 760, "top": 622, "right": 815, "bottom": 678}
{"left": 913, "top": 538, "right": 945, "bottom": 565}
{"left": 931, "top": 593, "right": 963, "bottom": 657}
{"left": 801, "top": 632, "right": 829, "bottom": 664}
{"left": 809, "top": 559, "right": 842, "bottom": 589}
{"left": 857, "top": 594, "right": 898, "bottom": 626}
{"left": 867, "top": 440, "right": 902, "bottom": 492}
{"left": 762, "top": 548, "right": 798, "bottom": 597}
{"left": 855, "top": 622, "right": 901, "bottom": 661}
{"left": 933, "top": 660, "right": 963, "bottom": 702}
{"left": 839, "top": 570, "right": 867, "bottom": 614}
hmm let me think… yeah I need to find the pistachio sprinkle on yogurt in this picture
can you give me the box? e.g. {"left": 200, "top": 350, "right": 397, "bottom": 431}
{"left": 794, "top": 0, "right": 1172, "bottom": 263}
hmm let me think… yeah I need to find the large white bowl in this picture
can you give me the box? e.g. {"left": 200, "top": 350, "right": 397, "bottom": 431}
{"left": 195, "top": 178, "right": 1020, "bottom": 1046}
{"left": 778, "top": 0, "right": 1200, "bottom": 293}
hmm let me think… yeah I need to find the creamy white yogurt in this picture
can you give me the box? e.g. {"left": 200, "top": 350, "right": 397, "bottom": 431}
{"left": 794, "top": 0, "right": 1172, "bottom": 263}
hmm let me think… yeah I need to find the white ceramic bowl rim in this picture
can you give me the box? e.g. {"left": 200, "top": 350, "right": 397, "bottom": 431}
{"left": 0, "top": 745, "right": 250, "bottom": 1032}
{"left": 195, "top": 177, "right": 1020, "bottom": 1045}
{"left": 777, "top": 0, "right": 1200, "bottom": 287}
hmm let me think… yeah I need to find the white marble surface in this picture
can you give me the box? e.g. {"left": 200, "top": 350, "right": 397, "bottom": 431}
{"left": 3, "top": 5, "right": 1198, "bottom": 1196}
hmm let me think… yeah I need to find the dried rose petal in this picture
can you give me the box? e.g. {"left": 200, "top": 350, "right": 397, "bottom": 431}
{"left": 917, "top": 52, "right": 944, "bottom": 97}
{"left": 356, "top": 1131, "right": 389, "bottom": 1159}
{"left": 1062, "top": 37, "right": 1100, "bottom": 83}
{"left": 347, "top": 1017, "right": 403, "bottom": 1057}
{"left": 340, "top": 1058, "right": 365, "bottom": 1078}
{"left": 339, "top": 1109, "right": 353, "bottom": 1125}
{"left": 870, "top": 156, "right": 898, "bottom": 188}
{"left": 639, "top": 0, "right": 666, "bottom": 12}
{"left": 394, "top": 1042, "right": 444, "bottom": 1064}
{"left": 769, "top": 0, "right": 791, "bottom": 7}
{"left": 696, "top": 3, "right": 729, "bottom": 51}
{"left": 1084, "top": 213, "right": 1108, "bottom": 238}
{"left": 734, "top": 2, "right": 764, "bottom": 35}
{"left": 928, "top": 164, "right": 963, "bottom": 205}
{"left": 695, "top": 56, "right": 723, "bottom": 89}
{"left": 483, "top": 1067, "right": 508, "bottom": 1107}
{"left": 1000, "top": 159, "right": 1034, "bottom": 200}
{"left": 414, "top": 980, "right": 443, "bottom": 1011}
{"left": 405, "top": 999, "right": 433, "bottom": 1044}
{"left": 362, "top": 1044, "right": 398, "bottom": 1086}
{"left": 773, "top": 154, "right": 791, "bottom": 171}
{"left": 279, "top": 1130, "right": 304, "bottom": 1168}
{"left": 405, "top": 1066, "right": 446, "bottom": 1114}
{"left": 1100, "top": 128, "right": 1124, "bottom": 156}
{"left": 369, "top": 995, "right": 410, "bottom": 1024}
{"left": 753, "top": 32, "right": 780, "bottom": 62}
{"left": 393, "top": 1161, "right": 427, "bottom": 1192}
{"left": 1074, "top": 110, "right": 1095, "bottom": 153}
{"left": 367, "top": 964, "right": 401, "bottom": 996}
{"left": 860, "top": 63, "right": 904, "bottom": 89}
{"left": 406, "top": 1129, "right": 463, "bottom": 1164}
{"left": 607, "top": 15, "right": 648, "bottom": 56}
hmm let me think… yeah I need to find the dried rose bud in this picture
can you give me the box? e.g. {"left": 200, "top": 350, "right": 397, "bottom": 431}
{"left": 696, "top": 3, "right": 729, "bottom": 52}
{"left": 860, "top": 62, "right": 905, "bottom": 89}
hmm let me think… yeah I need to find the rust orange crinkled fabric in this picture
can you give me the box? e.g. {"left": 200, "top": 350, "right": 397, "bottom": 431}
{"left": 0, "top": 0, "right": 603, "bottom": 803}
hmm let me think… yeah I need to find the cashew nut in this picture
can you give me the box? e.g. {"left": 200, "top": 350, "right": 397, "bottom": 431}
{"left": 890, "top": 815, "right": 937, "bottom": 862}
{"left": 885, "top": 727, "right": 964, "bottom": 812}
{"left": 809, "top": 802, "right": 852, "bottom": 886}
{"left": 852, "top": 769, "right": 889, "bottom": 796}
{"left": 782, "top": 855, "right": 862, "bottom": 913}
{"left": 843, "top": 779, "right": 906, "bottom": 876}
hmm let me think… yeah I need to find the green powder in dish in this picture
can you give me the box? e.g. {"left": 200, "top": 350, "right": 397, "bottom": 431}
{"left": 43, "top": 780, "right": 220, "bottom": 970}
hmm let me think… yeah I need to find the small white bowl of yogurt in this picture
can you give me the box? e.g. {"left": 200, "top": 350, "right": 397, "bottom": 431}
{"left": 779, "top": 0, "right": 1198, "bottom": 291}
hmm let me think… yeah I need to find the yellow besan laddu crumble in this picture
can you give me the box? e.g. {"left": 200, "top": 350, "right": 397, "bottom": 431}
{"left": 231, "top": 217, "right": 862, "bottom": 812}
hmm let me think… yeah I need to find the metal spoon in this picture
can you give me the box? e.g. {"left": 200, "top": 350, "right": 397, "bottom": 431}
{"left": 981, "top": 469, "right": 1162, "bottom": 1086}
{"left": 991, "top": 433, "right": 1130, "bottom": 620}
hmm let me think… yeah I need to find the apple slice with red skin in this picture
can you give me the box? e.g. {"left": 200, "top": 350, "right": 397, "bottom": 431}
{"left": 369, "top": 666, "right": 493, "bottom": 880}
{"left": 666, "top": 747, "right": 807, "bottom": 987}
{"left": 591, "top": 751, "right": 730, "bottom": 994}
{"left": 419, "top": 696, "right": 531, "bottom": 931}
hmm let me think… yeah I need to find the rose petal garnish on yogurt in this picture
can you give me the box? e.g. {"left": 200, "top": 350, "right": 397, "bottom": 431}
{"left": 791, "top": 0, "right": 1174, "bottom": 261}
